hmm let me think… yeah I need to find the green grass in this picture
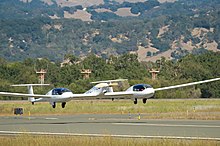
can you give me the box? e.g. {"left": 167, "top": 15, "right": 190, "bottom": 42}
{"left": 0, "top": 99, "right": 220, "bottom": 120}
{"left": 0, "top": 135, "right": 219, "bottom": 146}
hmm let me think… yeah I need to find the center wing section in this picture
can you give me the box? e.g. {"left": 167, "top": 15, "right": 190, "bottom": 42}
{"left": 154, "top": 78, "right": 220, "bottom": 91}
{"left": 104, "top": 91, "right": 133, "bottom": 98}
{"left": 69, "top": 93, "right": 105, "bottom": 99}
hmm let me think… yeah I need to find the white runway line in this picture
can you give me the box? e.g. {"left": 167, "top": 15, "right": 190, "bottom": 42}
{"left": 0, "top": 130, "right": 219, "bottom": 141}
{"left": 113, "top": 123, "right": 220, "bottom": 128}
{"left": 45, "top": 118, "right": 58, "bottom": 120}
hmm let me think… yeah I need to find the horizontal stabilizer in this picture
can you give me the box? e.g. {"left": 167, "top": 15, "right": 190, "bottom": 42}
{"left": 11, "top": 84, "right": 50, "bottom": 87}
{"left": 91, "top": 79, "right": 127, "bottom": 84}
{"left": 94, "top": 83, "right": 109, "bottom": 88}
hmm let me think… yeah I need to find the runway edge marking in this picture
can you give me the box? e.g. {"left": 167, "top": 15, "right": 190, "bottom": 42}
{"left": 0, "top": 131, "right": 219, "bottom": 141}
{"left": 112, "top": 123, "right": 220, "bottom": 128}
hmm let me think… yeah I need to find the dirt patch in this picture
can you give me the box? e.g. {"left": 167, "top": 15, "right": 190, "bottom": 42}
{"left": 204, "top": 41, "right": 219, "bottom": 52}
{"left": 114, "top": 0, "right": 146, "bottom": 3}
{"left": 137, "top": 46, "right": 159, "bottom": 62}
{"left": 115, "top": 8, "right": 139, "bottom": 17}
{"left": 20, "top": 0, "right": 32, "bottom": 2}
{"left": 64, "top": 10, "right": 92, "bottom": 21}
{"left": 54, "top": 24, "right": 62, "bottom": 30}
{"left": 157, "top": 0, "right": 177, "bottom": 3}
{"left": 144, "top": 49, "right": 174, "bottom": 62}
{"left": 171, "top": 36, "right": 194, "bottom": 51}
{"left": 157, "top": 25, "right": 169, "bottom": 38}
{"left": 55, "top": 0, "right": 104, "bottom": 7}
{"left": 49, "top": 15, "right": 60, "bottom": 19}
{"left": 192, "top": 27, "right": 211, "bottom": 38}
{"left": 95, "top": 8, "right": 112, "bottom": 13}
{"left": 41, "top": 0, "right": 54, "bottom": 5}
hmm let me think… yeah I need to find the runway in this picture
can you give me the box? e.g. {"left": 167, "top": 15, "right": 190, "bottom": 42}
{"left": 0, "top": 114, "right": 219, "bottom": 140}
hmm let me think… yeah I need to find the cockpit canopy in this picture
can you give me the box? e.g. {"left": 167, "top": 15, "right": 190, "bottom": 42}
{"left": 128, "top": 84, "right": 152, "bottom": 92}
{"left": 51, "top": 88, "right": 72, "bottom": 95}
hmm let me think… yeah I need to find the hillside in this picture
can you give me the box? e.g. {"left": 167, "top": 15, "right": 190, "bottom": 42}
{"left": 0, "top": 0, "right": 219, "bottom": 61}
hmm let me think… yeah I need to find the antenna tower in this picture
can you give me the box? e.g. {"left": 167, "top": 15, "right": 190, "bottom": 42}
{"left": 36, "top": 69, "right": 47, "bottom": 84}
{"left": 34, "top": 62, "right": 48, "bottom": 84}
{"left": 81, "top": 69, "right": 92, "bottom": 79}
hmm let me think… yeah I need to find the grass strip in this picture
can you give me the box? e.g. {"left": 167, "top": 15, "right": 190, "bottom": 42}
{"left": 0, "top": 135, "right": 219, "bottom": 146}
{"left": 0, "top": 99, "right": 220, "bottom": 120}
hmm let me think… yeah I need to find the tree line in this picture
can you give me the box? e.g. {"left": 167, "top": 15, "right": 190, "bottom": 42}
{"left": 0, "top": 51, "right": 219, "bottom": 100}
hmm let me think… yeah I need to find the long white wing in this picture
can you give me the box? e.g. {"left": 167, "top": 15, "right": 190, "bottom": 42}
{"left": 0, "top": 92, "right": 104, "bottom": 99}
{"left": 154, "top": 78, "right": 220, "bottom": 91}
{"left": 0, "top": 92, "right": 52, "bottom": 98}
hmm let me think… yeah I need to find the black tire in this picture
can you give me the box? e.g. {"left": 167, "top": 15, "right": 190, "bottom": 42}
{"left": 134, "top": 98, "right": 137, "bottom": 104}
{"left": 143, "top": 98, "right": 147, "bottom": 104}
{"left": 61, "top": 102, "right": 66, "bottom": 108}
{"left": 52, "top": 102, "right": 56, "bottom": 108}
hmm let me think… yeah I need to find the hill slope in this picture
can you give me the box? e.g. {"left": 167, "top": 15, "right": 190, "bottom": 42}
{"left": 0, "top": 0, "right": 219, "bottom": 61}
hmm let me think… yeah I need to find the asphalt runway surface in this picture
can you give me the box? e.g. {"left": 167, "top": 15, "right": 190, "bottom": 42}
{"left": 0, "top": 114, "right": 219, "bottom": 140}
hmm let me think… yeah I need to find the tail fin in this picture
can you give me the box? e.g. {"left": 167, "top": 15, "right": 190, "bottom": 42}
{"left": 27, "top": 85, "right": 34, "bottom": 94}
{"left": 27, "top": 85, "right": 35, "bottom": 102}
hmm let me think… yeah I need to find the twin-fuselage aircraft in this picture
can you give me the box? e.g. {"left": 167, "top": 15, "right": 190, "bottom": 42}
{"left": 0, "top": 78, "right": 219, "bottom": 108}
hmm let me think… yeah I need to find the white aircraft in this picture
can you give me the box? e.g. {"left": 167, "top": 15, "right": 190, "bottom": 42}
{"left": 0, "top": 78, "right": 219, "bottom": 107}
{"left": 94, "top": 78, "right": 220, "bottom": 104}
{"left": 0, "top": 83, "right": 110, "bottom": 108}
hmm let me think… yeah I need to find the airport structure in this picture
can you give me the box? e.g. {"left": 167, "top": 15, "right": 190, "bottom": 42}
{"left": 81, "top": 69, "right": 92, "bottom": 79}
{"left": 36, "top": 69, "right": 47, "bottom": 84}
{"left": 149, "top": 69, "right": 160, "bottom": 80}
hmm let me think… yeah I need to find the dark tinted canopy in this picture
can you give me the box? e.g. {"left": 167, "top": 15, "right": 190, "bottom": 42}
{"left": 133, "top": 84, "right": 152, "bottom": 91}
{"left": 52, "top": 88, "right": 71, "bottom": 95}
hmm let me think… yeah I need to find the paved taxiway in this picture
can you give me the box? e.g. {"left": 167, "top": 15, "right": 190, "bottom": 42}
{"left": 0, "top": 114, "right": 219, "bottom": 140}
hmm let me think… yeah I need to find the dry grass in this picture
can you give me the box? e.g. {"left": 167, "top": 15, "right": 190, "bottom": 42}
{"left": 0, "top": 135, "right": 219, "bottom": 146}
{"left": 0, "top": 99, "right": 220, "bottom": 120}
{"left": 0, "top": 99, "right": 219, "bottom": 145}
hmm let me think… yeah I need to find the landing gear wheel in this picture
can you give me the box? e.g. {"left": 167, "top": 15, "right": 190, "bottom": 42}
{"left": 61, "top": 102, "right": 66, "bottom": 108}
{"left": 134, "top": 98, "right": 137, "bottom": 104}
{"left": 52, "top": 102, "right": 56, "bottom": 108}
{"left": 143, "top": 98, "right": 147, "bottom": 104}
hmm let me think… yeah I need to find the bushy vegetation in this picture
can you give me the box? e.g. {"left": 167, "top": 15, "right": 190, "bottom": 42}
{"left": 0, "top": 52, "right": 219, "bottom": 99}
